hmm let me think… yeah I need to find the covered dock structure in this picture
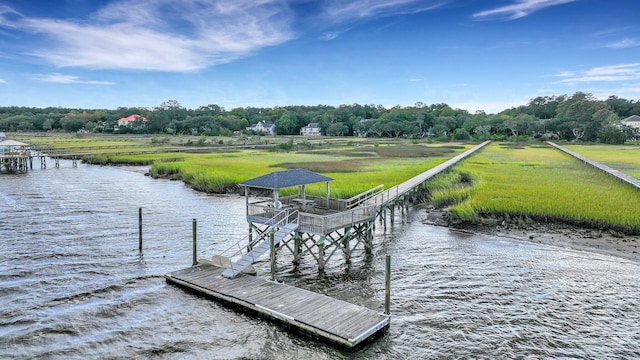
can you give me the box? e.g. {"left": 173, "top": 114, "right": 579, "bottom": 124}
{"left": 0, "top": 139, "right": 32, "bottom": 174}
{"left": 220, "top": 168, "right": 378, "bottom": 277}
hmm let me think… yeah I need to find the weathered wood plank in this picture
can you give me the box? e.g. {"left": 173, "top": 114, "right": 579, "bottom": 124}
{"left": 165, "top": 265, "right": 389, "bottom": 348}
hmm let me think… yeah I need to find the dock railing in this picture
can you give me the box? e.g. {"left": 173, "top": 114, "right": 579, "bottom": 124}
{"left": 344, "top": 184, "right": 385, "bottom": 209}
{"left": 247, "top": 201, "right": 299, "bottom": 223}
{"left": 222, "top": 209, "right": 299, "bottom": 264}
{"left": 298, "top": 205, "right": 377, "bottom": 235}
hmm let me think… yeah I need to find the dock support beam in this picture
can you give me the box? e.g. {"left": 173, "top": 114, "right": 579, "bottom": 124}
{"left": 270, "top": 232, "right": 276, "bottom": 281}
{"left": 293, "top": 232, "right": 301, "bottom": 265}
{"left": 318, "top": 242, "right": 325, "bottom": 272}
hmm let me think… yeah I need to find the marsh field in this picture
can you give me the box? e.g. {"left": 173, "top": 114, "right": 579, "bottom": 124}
{"left": 13, "top": 132, "right": 640, "bottom": 236}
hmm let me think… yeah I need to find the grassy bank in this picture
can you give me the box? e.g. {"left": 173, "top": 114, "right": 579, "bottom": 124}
{"left": 425, "top": 142, "right": 640, "bottom": 233}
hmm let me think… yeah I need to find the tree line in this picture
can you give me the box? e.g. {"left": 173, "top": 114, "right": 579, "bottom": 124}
{"left": 1, "top": 92, "right": 639, "bottom": 143}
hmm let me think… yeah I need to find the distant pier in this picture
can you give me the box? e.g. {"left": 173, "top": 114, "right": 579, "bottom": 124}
{"left": 0, "top": 139, "right": 33, "bottom": 174}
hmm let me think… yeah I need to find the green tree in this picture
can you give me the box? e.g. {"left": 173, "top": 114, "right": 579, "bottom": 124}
{"left": 597, "top": 126, "right": 626, "bottom": 144}
{"left": 276, "top": 112, "right": 296, "bottom": 135}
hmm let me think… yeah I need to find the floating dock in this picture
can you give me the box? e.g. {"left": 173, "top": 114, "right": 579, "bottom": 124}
{"left": 165, "top": 265, "right": 390, "bottom": 349}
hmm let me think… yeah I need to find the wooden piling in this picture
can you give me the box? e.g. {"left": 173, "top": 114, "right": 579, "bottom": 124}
{"left": 384, "top": 255, "right": 391, "bottom": 315}
{"left": 192, "top": 218, "right": 197, "bottom": 266}
{"left": 138, "top": 208, "right": 142, "bottom": 252}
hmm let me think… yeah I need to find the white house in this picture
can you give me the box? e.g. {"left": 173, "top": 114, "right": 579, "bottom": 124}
{"left": 246, "top": 120, "right": 276, "bottom": 135}
{"left": 300, "top": 123, "right": 321, "bottom": 136}
{"left": 621, "top": 115, "right": 640, "bottom": 130}
{"left": 117, "top": 114, "right": 147, "bottom": 127}
{"left": 0, "top": 132, "right": 6, "bottom": 141}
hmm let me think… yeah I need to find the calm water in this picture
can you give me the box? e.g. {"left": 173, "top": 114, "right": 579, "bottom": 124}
{"left": 1, "top": 160, "right": 639, "bottom": 359}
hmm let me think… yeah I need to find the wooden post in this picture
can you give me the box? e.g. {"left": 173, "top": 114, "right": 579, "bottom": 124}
{"left": 318, "top": 240, "right": 325, "bottom": 272}
{"left": 390, "top": 204, "right": 395, "bottom": 224}
{"left": 270, "top": 231, "right": 275, "bottom": 281}
{"left": 192, "top": 218, "right": 197, "bottom": 266}
{"left": 138, "top": 208, "right": 142, "bottom": 252}
{"left": 293, "top": 232, "right": 301, "bottom": 265}
{"left": 342, "top": 228, "right": 351, "bottom": 263}
{"left": 385, "top": 255, "right": 391, "bottom": 315}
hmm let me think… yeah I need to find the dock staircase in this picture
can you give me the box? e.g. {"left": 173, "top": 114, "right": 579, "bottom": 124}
{"left": 221, "top": 210, "right": 299, "bottom": 279}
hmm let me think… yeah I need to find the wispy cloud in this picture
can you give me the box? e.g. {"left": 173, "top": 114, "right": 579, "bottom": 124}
{"left": 0, "top": 78, "right": 7, "bottom": 84}
{"left": 606, "top": 38, "right": 640, "bottom": 49}
{"left": 321, "top": 0, "right": 446, "bottom": 23}
{"left": 321, "top": 27, "right": 352, "bottom": 41}
{"left": 554, "top": 63, "right": 640, "bottom": 83}
{"left": 473, "top": 0, "right": 577, "bottom": 20}
{"left": 3, "top": 0, "right": 294, "bottom": 72}
{"left": 0, "top": 4, "right": 21, "bottom": 28}
{"left": 32, "top": 73, "right": 116, "bottom": 85}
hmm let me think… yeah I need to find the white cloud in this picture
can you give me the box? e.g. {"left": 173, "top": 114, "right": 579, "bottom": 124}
{"left": 6, "top": 0, "right": 294, "bottom": 72}
{"left": 555, "top": 63, "right": 640, "bottom": 83}
{"left": 0, "top": 4, "right": 21, "bottom": 28}
{"left": 606, "top": 38, "right": 640, "bottom": 49}
{"left": 0, "top": 78, "right": 7, "bottom": 84}
{"left": 473, "top": 0, "right": 576, "bottom": 20}
{"left": 32, "top": 73, "right": 116, "bottom": 85}
{"left": 321, "top": 27, "right": 352, "bottom": 41}
{"left": 322, "top": 0, "right": 446, "bottom": 23}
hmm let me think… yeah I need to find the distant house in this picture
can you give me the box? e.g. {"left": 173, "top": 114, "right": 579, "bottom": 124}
{"left": 622, "top": 115, "right": 640, "bottom": 130}
{"left": 247, "top": 120, "right": 276, "bottom": 135}
{"left": 117, "top": 114, "right": 147, "bottom": 127}
{"left": 0, "top": 132, "right": 6, "bottom": 141}
{"left": 300, "top": 123, "right": 321, "bottom": 136}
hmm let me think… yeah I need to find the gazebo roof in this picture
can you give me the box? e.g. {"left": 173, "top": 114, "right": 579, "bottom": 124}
{"left": 240, "top": 168, "right": 333, "bottom": 190}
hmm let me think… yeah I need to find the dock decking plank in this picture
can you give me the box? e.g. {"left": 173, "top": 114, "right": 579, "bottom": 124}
{"left": 166, "top": 265, "right": 389, "bottom": 348}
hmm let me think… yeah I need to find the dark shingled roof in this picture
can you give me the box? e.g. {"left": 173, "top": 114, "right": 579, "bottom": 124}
{"left": 240, "top": 168, "right": 333, "bottom": 190}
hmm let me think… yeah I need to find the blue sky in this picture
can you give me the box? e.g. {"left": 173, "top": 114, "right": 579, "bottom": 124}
{"left": 1, "top": 0, "right": 639, "bottom": 113}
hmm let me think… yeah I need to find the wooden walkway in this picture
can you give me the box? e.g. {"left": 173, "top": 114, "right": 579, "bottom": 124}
{"left": 368, "top": 140, "right": 491, "bottom": 206}
{"left": 547, "top": 142, "right": 640, "bottom": 190}
{"left": 165, "top": 265, "right": 390, "bottom": 349}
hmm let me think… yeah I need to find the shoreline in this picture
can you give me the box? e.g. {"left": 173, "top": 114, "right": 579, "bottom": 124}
{"left": 422, "top": 208, "right": 640, "bottom": 262}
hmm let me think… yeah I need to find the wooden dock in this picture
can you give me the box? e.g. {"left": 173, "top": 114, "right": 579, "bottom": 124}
{"left": 547, "top": 141, "right": 640, "bottom": 190}
{"left": 165, "top": 265, "right": 390, "bottom": 349}
{"left": 368, "top": 140, "right": 491, "bottom": 206}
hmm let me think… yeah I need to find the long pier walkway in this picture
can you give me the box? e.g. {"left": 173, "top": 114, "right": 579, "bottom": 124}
{"left": 547, "top": 141, "right": 640, "bottom": 190}
{"left": 367, "top": 140, "right": 491, "bottom": 217}
{"left": 166, "top": 265, "right": 389, "bottom": 349}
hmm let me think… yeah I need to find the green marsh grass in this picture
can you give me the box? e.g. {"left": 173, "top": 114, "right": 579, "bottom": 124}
{"left": 142, "top": 142, "right": 473, "bottom": 197}
{"left": 16, "top": 132, "right": 475, "bottom": 200}
{"left": 564, "top": 144, "right": 640, "bottom": 179}
{"left": 149, "top": 143, "right": 472, "bottom": 197}
{"left": 444, "top": 142, "right": 640, "bottom": 233}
